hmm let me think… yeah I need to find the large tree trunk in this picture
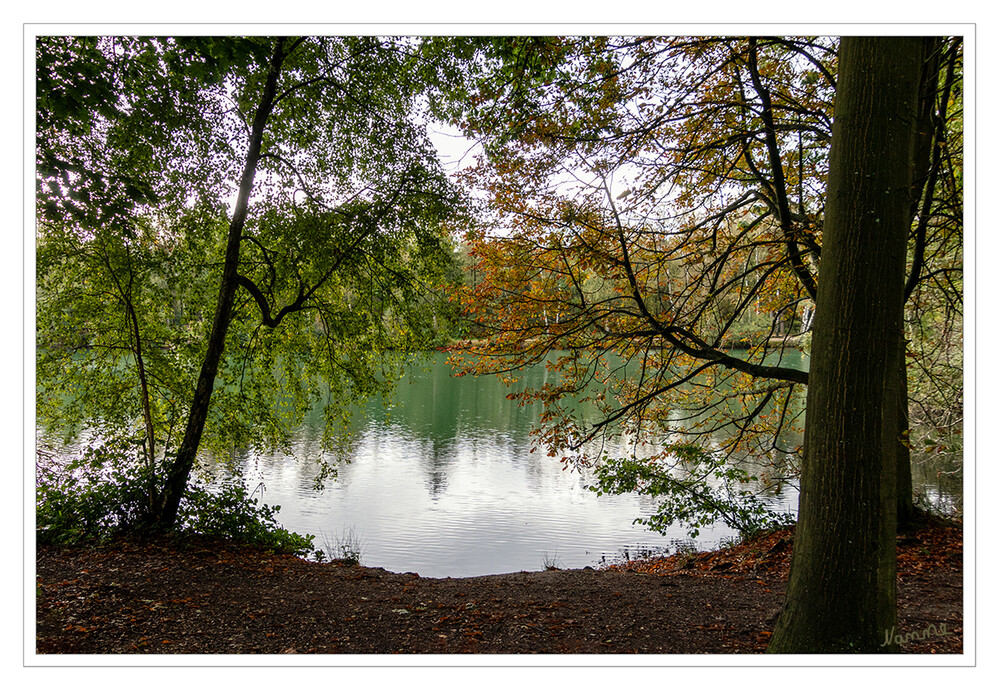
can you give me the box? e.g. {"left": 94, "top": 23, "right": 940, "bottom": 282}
{"left": 767, "top": 36, "right": 923, "bottom": 653}
{"left": 152, "top": 39, "right": 287, "bottom": 528}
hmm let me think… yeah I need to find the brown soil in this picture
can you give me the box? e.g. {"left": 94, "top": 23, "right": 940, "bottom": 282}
{"left": 34, "top": 522, "right": 963, "bottom": 655}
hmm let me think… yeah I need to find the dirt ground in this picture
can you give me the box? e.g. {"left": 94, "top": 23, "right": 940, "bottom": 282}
{"left": 34, "top": 522, "right": 963, "bottom": 655}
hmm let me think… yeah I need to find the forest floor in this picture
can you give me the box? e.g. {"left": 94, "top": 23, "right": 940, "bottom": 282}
{"left": 35, "top": 518, "right": 963, "bottom": 656}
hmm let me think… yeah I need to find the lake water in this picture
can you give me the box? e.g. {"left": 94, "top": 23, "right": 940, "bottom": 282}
{"left": 39, "top": 350, "right": 960, "bottom": 579}
{"left": 196, "top": 351, "right": 802, "bottom": 577}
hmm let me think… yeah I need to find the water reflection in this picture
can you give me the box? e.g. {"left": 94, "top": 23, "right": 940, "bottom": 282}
{"left": 40, "top": 349, "right": 961, "bottom": 579}
{"left": 911, "top": 450, "right": 963, "bottom": 516}
{"left": 200, "top": 351, "right": 803, "bottom": 577}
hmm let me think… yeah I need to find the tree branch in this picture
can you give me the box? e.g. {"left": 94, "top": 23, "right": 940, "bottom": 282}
{"left": 747, "top": 38, "right": 818, "bottom": 301}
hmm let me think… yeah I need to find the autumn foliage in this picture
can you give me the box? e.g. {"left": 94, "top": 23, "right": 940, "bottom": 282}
{"left": 445, "top": 35, "right": 962, "bottom": 530}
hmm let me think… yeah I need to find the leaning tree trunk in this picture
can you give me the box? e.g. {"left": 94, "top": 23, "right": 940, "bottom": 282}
{"left": 767, "top": 36, "right": 923, "bottom": 653}
{"left": 153, "top": 39, "right": 287, "bottom": 528}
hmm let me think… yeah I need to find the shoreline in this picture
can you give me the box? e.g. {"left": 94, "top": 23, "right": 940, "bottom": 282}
{"left": 34, "top": 518, "right": 962, "bottom": 654}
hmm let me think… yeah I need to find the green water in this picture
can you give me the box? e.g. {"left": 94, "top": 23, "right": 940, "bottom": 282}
{"left": 41, "top": 348, "right": 960, "bottom": 577}
{"left": 196, "top": 350, "right": 806, "bottom": 576}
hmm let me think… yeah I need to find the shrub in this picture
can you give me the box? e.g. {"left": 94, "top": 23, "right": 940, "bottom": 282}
{"left": 591, "top": 443, "right": 797, "bottom": 539}
{"left": 36, "top": 442, "right": 314, "bottom": 556}
{"left": 178, "top": 479, "right": 315, "bottom": 556}
{"left": 36, "top": 440, "right": 154, "bottom": 545}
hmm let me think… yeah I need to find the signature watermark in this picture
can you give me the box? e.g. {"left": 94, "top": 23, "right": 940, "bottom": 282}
{"left": 882, "top": 622, "right": 955, "bottom": 647}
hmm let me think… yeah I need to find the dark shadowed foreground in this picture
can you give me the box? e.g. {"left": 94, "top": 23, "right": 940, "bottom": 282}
{"left": 35, "top": 522, "right": 962, "bottom": 655}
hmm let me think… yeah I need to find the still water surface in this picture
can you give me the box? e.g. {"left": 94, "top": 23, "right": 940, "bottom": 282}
{"left": 203, "top": 352, "right": 800, "bottom": 577}
{"left": 42, "top": 350, "right": 958, "bottom": 578}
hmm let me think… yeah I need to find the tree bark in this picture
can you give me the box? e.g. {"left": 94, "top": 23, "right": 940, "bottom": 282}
{"left": 153, "top": 39, "right": 287, "bottom": 527}
{"left": 767, "top": 37, "right": 922, "bottom": 653}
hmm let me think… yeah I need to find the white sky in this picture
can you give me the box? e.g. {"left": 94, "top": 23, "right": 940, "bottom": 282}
{"left": 427, "top": 120, "right": 482, "bottom": 176}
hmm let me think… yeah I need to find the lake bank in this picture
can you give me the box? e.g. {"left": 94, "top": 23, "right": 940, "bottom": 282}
{"left": 35, "top": 519, "right": 962, "bottom": 655}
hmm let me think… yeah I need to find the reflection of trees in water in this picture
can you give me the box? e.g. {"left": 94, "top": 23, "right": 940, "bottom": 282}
{"left": 911, "top": 450, "right": 963, "bottom": 516}
{"left": 373, "top": 352, "right": 549, "bottom": 497}
{"left": 594, "top": 350, "right": 809, "bottom": 504}
{"left": 191, "top": 350, "right": 957, "bottom": 517}
{"left": 240, "top": 344, "right": 798, "bottom": 500}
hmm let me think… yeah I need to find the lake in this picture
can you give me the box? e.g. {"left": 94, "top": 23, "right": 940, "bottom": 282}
{"left": 197, "top": 350, "right": 804, "bottom": 577}
{"left": 39, "top": 349, "right": 960, "bottom": 578}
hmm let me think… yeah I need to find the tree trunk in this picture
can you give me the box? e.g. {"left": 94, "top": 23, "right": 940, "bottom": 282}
{"left": 152, "top": 39, "right": 287, "bottom": 528}
{"left": 896, "top": 339, "right": 916, "bottom": 525}
{"left": 895, "top": 37, "right": 959, "bottom": 525}
{"left": 767, "top": 37, "right": 922, "bottom": 653}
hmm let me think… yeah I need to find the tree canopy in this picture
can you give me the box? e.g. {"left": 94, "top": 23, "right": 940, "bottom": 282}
{"left": 36, "top": 32, "right": 963, "bottom": 539}
{"left": 36, "top": 36, "right": 467, "bottom": 533}
{"left": 440, "top": 35, "right": 963, "bottom": 529}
